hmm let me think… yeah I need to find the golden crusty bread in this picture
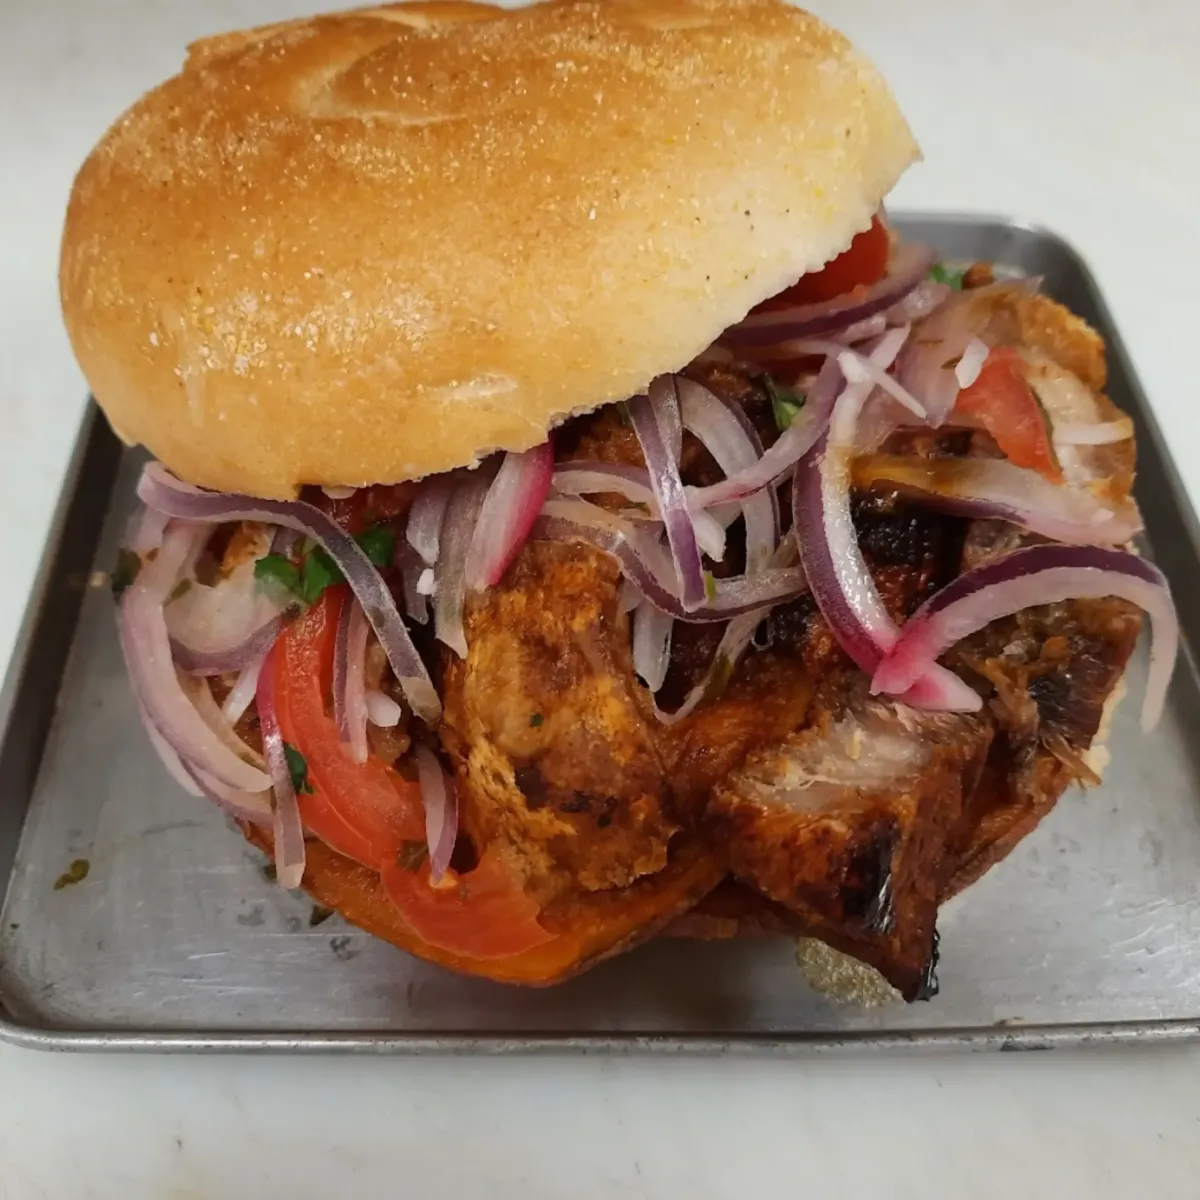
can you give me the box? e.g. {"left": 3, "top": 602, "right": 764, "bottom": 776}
{"left": 60, "top": 0, "right": 917, "bottom": 497}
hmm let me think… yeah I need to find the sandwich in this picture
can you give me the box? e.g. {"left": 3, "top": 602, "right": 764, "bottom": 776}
{"left": 59, "top": 0, "right": 1177, "bottom": 999}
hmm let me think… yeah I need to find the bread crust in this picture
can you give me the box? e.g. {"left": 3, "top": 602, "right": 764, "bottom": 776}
{"left": 60, "top": 0, "right": 916, "bottom": 496}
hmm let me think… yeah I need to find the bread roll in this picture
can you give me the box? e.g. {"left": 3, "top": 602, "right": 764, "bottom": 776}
{"left": 60, "top": 0, "right": 917, "bottom": 497}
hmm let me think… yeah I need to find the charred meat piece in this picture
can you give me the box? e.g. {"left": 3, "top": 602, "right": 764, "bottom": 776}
{"left": 709, "top": 689, "right": 990, "bottom": 998}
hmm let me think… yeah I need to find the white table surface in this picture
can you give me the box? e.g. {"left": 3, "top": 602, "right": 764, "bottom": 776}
{"left": 3, "top": 1, "right": 1200, "bottom": 1195}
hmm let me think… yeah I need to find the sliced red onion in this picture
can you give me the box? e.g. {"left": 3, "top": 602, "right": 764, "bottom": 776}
{"left": 851, "top": 455, "right": 1143, "bottom": 546}
{"left": 630, "top": 382, "right": 706, "bottom": 611}
{"left": 871, "top": 544, "right": 1177, "bottom": 730}
{"left": 434, "top": 471, "right": 491, "bottom": 658}
{"left": 181, "top": 673, "right": 265, "bottom": 769}
{"left": 465, "top": 442, "right": 555, "bottom": 590}
{"left": 653, "top": 537, "right": 802, "bottom": 725}
{"left": 791, "top": 337, "right": 981, "bottom": 712}
{"left": 534, "top": 499, "right": 809, "bottom": 622}
{"left": 137, "top": 463, "right": 440, "bottom": 723}
{"left": 552, "top": 461, "right": 727, "bottom": 560}
{"left": 632, "top": 599, "right": 674, "bottom": 692}
{"left": 618, "top": 578, "right": 641, "bottom": 614}
{"left": 271, "top": 526, "right": 299, "bottom": 557}
{"left": 689, "top": 353, "right": 843, "bottom": 510}
{"left": 126, "top": 506, "right": 169, "bottom": 554}
{"left": 724, "top": 243, "right": 935, "bottom": 348}
{"left": 395, "top": 542, "right": 430, "bottom": 625}
{"left": 406, "top": 474, "right": 456, "bottom": 566}
{"left": 1053, "top": 418, "right": 1134, "bottom": 446}
{"left": 333, "top": 598, "right": 370, "bottom": 764}
{"left": 365, "top": 689, "right": 403, "bottom": 728}
{"left": 886, "top": 279, "right": 951, "bottom": 324}
{"left": 836, "top": 341, "right": 925, "bottom": 420}
{"left": 140, "top": 699, "right": 273, "bottom": 825}
{"left": 137, "top": 702, "right": 202, "bottom": 797}
{"left": 415, "top": 743, "right": 458, "bottom": 884}
{"left": 170, "top": 611, "right": 294, "bottom": 676}
{"left": 221, "top": 650, "right": 267, "bottom": 723}
{"left": 658, "top": 379, "right": 684, "bottom": 464}
{"left": 955, "top": 337, "right": 990, "bottom": 389}
{"left": 119, "top": 522, "right": 272, "bottom": 792}
{"left": 166, "top": 523, "right": 296, "bottom": 676}
{"left": 837, "top": 313, "right": 889, "bottom": 344}
{"left": 255, "top": 644, "right": 306, "bottom": 889}
{"left": 677, "top": 378, "right": 779, "bottom": 573}
{"left": 189, "top": 765, "right": 274, "bottom": 826}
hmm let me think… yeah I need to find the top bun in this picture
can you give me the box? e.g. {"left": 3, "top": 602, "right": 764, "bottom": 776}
{"left": 60, "top": 0, "right": 917, "bottom": 497}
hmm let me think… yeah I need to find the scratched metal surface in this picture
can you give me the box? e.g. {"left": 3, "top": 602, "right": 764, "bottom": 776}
{"left": 1, "top": 214, "right": 1199, "bottom": 1052}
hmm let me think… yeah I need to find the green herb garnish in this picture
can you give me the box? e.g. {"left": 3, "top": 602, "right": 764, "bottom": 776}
{"left": 254, "top": 526, "right": 397, "bottom": 607}
{"left": 529, "top": 713, "right": 544, "bottom": 728}
{"left": 284, "top": 743, "right": 314, "bottom": 795}
{"left": 53, "top": 858, "right": 90, "bottom": 891}
{"left": 355, "top": 524, "right": 396, "bottom": 570}
{"left": 704, "top": 570, "right": 717, "bottom": 603}
{"left": 255, "top": 553, "right": 302, "bottom": 598}
{"left": 111, "top": 549, "right": 142, "bottom": 599}
{"left": 299, "top": 547, "right": 342, "bottom": 605}
{"left": 928, "top": 263, "right": 965, "bottom": 290}
{"left": 763, "top": 376, "right": 805, "bottom": 432}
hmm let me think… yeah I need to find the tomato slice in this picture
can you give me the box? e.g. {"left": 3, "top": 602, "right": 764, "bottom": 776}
{"left": 754, "top": 213, "right": 890, "bottom": 312}
{"left": 954, "top": 347, "right": 1063, "bottom": 482}
{"left": 273, "top": 587, "right": 553, "bottom": 960}
{"left": 274, "top": 589, "right": 425, "bottom": 868}
{"left": 380, "top": 851, "right": 555, "bottom": 960}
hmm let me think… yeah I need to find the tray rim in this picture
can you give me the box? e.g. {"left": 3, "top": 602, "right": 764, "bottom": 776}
{"left": 4, "top": 209, "right": 1198, "bottom": 1055}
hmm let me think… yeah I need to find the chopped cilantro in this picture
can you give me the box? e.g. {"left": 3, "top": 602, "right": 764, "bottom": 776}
{"left": 283, "top": 743, "right": 314, "bottom": 795}
{"left": 254, "top": 526, "right": 396, "bottom": 607}
{"left": 704, "top": 570, "right": 717, "bottom": 603}
{"left": 928, "top": 263, "right": 965, "bottom": 290}
{"left": 529, "top": 713, "right": 544, "bottom": 728}
{"left": 763, "top": 376, "right": 805, "bottom": 432}
{"left": 255, "top": 553, "right": 302, "bottom": 598}
{"left": 355, "top": 524, "right": 396, "bottom": 570}
{"left": 299, "top": 547, "right": 342, "bottom": 605}
{"left": 111, "top": 549, "right": 142, "bottom": 599}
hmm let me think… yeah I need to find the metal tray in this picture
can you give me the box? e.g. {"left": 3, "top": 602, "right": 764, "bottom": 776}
{"left": 3, "top": 212, "right": 1200, "bottom": 1054}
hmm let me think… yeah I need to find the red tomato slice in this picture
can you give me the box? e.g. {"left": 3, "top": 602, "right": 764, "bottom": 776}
{"left": 274, "top": 588, "right": 424, "bottom": 868}
{"left": 954, "top": 348, "right": 1063, "bottom": 483}
{"left": 754, "top": 214, "right": 890, "bottom": 312}
{"left": 273, "top": 588, "right": 553, "bottom": 961}
{"left": 380, "top": 851, "right": 555, "bottom": 961}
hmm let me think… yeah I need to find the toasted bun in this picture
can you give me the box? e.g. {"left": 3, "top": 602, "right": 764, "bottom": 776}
{"left": 60, "top": 0, "right": 917, "bottom": 497}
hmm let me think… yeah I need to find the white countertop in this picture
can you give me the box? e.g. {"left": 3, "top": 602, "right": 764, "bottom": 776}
{"left": 3, "top": 1, "right": 1200, "bottom": 1195}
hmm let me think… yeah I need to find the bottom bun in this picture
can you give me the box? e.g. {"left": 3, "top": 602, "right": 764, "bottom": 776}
{"left": 243, "top": 823, "right": 723, "bottom": 985}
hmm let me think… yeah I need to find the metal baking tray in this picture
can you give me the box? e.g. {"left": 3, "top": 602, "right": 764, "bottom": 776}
{"left": 3, "top": 212, "right": 1199, "bottom": 1054}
